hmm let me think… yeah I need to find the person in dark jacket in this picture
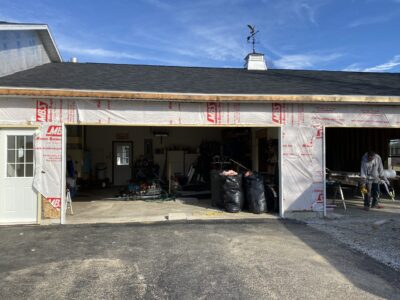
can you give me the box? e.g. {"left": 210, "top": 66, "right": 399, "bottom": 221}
{"left": 360, "top": 150, "right": 388, "bottom": 210}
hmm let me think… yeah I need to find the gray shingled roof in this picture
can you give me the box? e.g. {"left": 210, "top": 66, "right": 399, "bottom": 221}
{"left": 0, "top": 62, "right": 399, "bottom": 96}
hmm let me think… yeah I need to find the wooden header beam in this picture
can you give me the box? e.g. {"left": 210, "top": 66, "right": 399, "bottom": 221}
{"left": 0, "top": 87, "right": 400, "bottom": 104}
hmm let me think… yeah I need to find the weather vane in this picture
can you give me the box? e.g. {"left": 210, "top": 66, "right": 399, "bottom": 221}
{"left": 247, "top": 24, "right": 259, "bottom": 54}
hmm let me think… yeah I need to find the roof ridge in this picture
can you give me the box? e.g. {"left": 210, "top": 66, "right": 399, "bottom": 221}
{"left": 59, "top": 61, "right": 245, "bottom": 71}
{"left": 56, "top": 62, "right": 400, "bottom": 75}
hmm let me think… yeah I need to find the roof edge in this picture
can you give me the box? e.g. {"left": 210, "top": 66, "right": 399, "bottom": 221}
{"left": 43, "top": 26, "right": 62, "bottom": 62}
{"left": 0, "top": 87, "right": 400, "bottom": 104}
{"left": 0, "top": 24, "right": 48, "bottom": 30}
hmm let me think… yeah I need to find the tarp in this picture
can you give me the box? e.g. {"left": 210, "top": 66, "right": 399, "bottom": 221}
{"left": 32, "top": 123, "right": 62, "bottom": 208}
{"left": 1, "top": 97, "right": 400, "bottom": 213}
{"left": 281, "top": 126, "right": 324, "bottom": 212}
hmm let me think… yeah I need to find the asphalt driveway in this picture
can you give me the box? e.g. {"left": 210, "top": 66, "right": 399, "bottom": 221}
{"left": 0, "top": 220, "right": 399, "bottom": 299}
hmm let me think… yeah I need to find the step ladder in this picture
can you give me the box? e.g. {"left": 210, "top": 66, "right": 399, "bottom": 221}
{"left": 66, "top": 188, "right": 74, "bottom": 215}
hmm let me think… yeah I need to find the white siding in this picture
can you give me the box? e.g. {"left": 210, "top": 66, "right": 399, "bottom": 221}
{"left": 0, "top": 30, "right": 51, "bottom": 77}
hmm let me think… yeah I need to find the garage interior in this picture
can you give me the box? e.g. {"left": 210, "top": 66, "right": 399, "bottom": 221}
{"left": 325, "top": 127, "right": 400, "bottom": 210}
{"left": 65, "top": 125, "right": 280, "bottom": 223}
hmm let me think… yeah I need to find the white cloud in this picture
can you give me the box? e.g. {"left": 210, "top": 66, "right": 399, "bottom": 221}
{"left": 294, "top": 2, "right": 318, "bottom": 25}
{"left": 58, "top": 41, "right": 198, "bottom": 66}
{"left": 190, "top": 25, "right": 248, "bottom": 61}
{"left": 268, "top": 0, "right": 328, "bottom": 26}
{"left": 273, "top": 53, "right": 342, "bottom": 69}
{"left": 342, "top": 55, "right": 400, "bottom": 72}
{"left": 0, "top": 13, "right": 19, "bottom": 23}
{"left": 348, "top": 11, "right": 400, "bottom": 28}
{"left": 59, "top": 45, "right": 145, "bottom": 61}
{"left": 364, "top": 55, "right": 400, "bottom": 72}
{"left": 140, "top": 0, "right": 170, "bottom": 10}
{"left": 342, "top": 63, "right": 363, "bottom": 72}
{"left": 0, "top": 1, "right": 70, "bottom": 27}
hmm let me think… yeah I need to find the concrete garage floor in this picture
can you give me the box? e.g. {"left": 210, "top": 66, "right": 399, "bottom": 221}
{"left": 67, "top": 188, "right": 279, "bottom": 224}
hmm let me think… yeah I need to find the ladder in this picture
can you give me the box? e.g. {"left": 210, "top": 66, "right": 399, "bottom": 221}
{"left": 66, "top": 188, "right": 74, "bottom": 215}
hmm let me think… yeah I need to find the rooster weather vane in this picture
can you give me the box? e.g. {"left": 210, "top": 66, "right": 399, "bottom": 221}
{"left": 247, "top": 24, "right": 259, "bottom": 54}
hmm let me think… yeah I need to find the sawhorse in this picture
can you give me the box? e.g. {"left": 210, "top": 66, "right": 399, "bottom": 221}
{"left": 327, "top": 181, "right": 347, "bottom": 210}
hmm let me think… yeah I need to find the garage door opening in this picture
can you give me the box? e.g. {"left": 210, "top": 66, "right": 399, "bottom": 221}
{"left": 325, "top": 127, "right": 400, "bottom": 211}
{"left": 65, "top": 125, "right": 281, "bottom": 223}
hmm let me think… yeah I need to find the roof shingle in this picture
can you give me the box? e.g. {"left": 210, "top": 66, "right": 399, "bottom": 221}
{"left": 0, "top": 62, "right": 399, "bottom": 96}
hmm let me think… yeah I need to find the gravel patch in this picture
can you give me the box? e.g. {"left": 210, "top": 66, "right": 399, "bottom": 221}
{"left": 307, "top": 215, "right": 400, "bottom": 271}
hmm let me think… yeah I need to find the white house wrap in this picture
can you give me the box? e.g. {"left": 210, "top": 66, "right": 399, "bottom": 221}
{"left": 1, "top": 97, "right": 400, "bottom": 214}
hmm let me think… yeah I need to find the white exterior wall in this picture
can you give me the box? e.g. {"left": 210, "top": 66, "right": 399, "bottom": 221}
{"left": 1, "top": 97, "right": 400, "bottom": 219}
{"left": 0, "top": 30, "right": 51, "bottom": 77}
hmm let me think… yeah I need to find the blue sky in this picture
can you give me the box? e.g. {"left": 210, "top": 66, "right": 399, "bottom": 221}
{"left": 1, "top": 0, "right": 400, "bottom": 72}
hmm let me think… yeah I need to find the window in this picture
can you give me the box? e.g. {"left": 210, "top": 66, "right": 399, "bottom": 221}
{"left": 116, "top": 145, "right": 130, "bottom": 166}
{"left": 7, "top": 135, "right": 34, "bottom": 177}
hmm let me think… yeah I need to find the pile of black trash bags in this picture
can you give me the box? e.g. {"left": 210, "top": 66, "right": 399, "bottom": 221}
{"left": 210, "top": 170, "right": 279, "bottom": 214}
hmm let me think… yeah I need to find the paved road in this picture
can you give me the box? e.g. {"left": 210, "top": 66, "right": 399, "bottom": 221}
{"left": 1, "top": 220, "right": 399, "bottom": 299}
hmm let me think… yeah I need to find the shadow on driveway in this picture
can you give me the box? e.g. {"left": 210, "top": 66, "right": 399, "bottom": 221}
{"left": 0, "top": 219, "right": 399, "bottom": 299}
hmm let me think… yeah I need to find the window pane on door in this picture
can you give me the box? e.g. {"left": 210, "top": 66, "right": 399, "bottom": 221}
{"left": 123, "top": 146, "right": 130, "bottom": 165}
{"left": 16, "top": 148, "right": 25, "bottom": 163}
{"left": 26, "top": 136, "right": 33, "bottom": 149}
{"left": 7, "top": 150, "right": 15, "bottom": 163}
{"left": 116, "top": 145, "right": 130, "bottom": 166}
{"left": 6, "top": 135, "right": 34, "bottom": 177}
{"left": 26, "top": 150, "right": 33, "bottom": 163}
{"left": 26, "top": 164, "right": 33, "bottom": 177}
{"left": 7, "top": 164, "right": 16, "bottom": 177}
{"left": 16, "top": 136, "right": 24, "bottom": 149}
{"left": 16, "top": 164, "right": 24, "bottom": 177}
{"left": 7, "top": 136, "right": 15, "bottom": 148}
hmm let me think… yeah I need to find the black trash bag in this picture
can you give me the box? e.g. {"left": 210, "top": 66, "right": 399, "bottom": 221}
{"left": 244, "top": 173, "right": 266, "bottom": 214}
{"left": 210, "top": 170, "right": 224, "bottom": 208}
{"left": 265, "top": 184, "right": 279, "bottom": 213}
{"left": 221, "top": 173, "right": 244, "bottom": 213}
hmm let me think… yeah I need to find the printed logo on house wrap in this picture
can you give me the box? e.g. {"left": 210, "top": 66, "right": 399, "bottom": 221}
{"left": 272, "top": 103, "right": 286, "bottom": 124}
{"left": 312, "top": 188, "right": 324, "bottom": 203}
{"left": 48, "top": 197, "right": 61, "bottom": 209}
{"left": 316, "top": 128, "right": 323, "bottom": 139}
{"left": 316, "top": 193, "right": 324, "bottom": 203}
{"left": 46, "top": 125, "right": 62, "bottom": 137}
{"left": 36, "top": 100, "right": 49, "bottom": 122}
{"left": 206, "top": 102, "right": 221, "bottom": 124}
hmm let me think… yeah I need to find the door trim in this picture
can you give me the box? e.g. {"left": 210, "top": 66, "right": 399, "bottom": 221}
{"left": 0, "top": 128, "right": 38, "bottom": 224}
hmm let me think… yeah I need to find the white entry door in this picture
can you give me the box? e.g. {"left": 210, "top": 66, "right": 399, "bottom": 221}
{"left": 113, "top": 142, "right": 133, "bottom": 186}
{"left": 0, "top": 129, "right": 37, "bottom": 224}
